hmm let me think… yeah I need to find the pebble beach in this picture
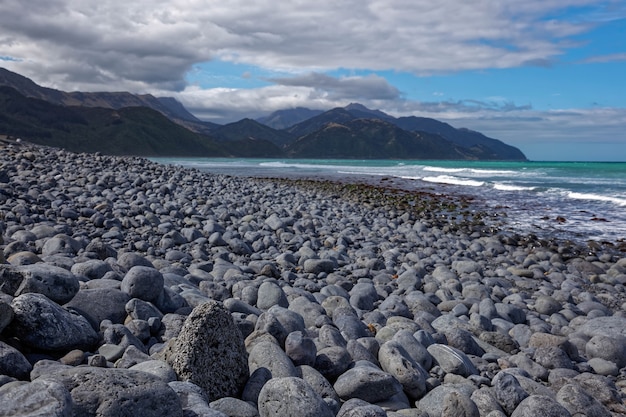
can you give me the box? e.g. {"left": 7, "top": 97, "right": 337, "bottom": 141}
{"left": 1, "top": 140, "right": 625, "bottom": 417}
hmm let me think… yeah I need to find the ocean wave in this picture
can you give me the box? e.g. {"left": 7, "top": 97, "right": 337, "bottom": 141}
{"left": 422, "top": 166, "right": 517, "bottom": 176}
{"left": 422, "top": 175, "right": 485, "bottom": 187}
{"left": 568, "top": 192, "right": 626, "bottom": 206}
{"left": 493, "top": 183, "right": 536, "bottom": 191}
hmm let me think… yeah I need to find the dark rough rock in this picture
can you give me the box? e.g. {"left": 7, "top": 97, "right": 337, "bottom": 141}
{"left": 494, "top": 372, "right": 529, "bottom": 415}
{"left": 0, "top": 300, "right": 14, "bottom": 334}
{"left": 510, "top": 395, "right": 572, "bottom": 417}
{"left": 6, "top": 264, "right": 80, "bottom": 304}
{"left": 37, "top": 367, "right": 183, "bottom": 417}
{"left": 315, "top": 345, "right": 352, "bottom": 380}
{"left": 0, "top": 341, "right": 32, "bottom": 379}
{"left": 0, "top": 379, "right": 73, "bottom": 417}
{"left": 415, "top": 384, "right": 476, "bottom": 417}
{"left": 7, "top": 293, "right": 98, "bottom": 351}
{"left": 64, "top": 288, "right": 130, "bottom": 330}
{"left": 161, "top": 300, "right": 249, "bottom": 400}
{"left": 258, "top": 377, "right": 334, "bottom": 417}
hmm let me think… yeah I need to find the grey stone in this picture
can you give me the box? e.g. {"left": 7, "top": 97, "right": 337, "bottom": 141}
{"left": 210, "top": 397, "right": 259, "bottom": 417}
{"left": 169, "top": 380, "right": 223, "bottom": 417}
{"left": 13, "top": 264, "right": 79, "bottom": 304}
{"left": 346, "top": 339, "right": 380, "bottom": 367}
{"left": 315, "top": 345, "right": 352, "bottom": 380}
{"left": 115, "top": 345, "right": 151, "bottom": 368}
{"left": 242, "top": 367, "right": 272, "bottom": 404}
{"left": 510, "top": 395, "right": 571, "bottom": 417}
{"left": 121, "top": 265, "right": 164, "bottom": 302}
{"left": 256, "top": 281, "right": 288, "bottom": 310}
{"left": 349, "top": 282, "right": 379, "bottom": 311}
{"left": 70, "top": 259, "right": 112, "bottom": 280}
{"left": 41, "top": 234, "right": 81, "bottom": 256}
{"left": 443, "top": 328, "right": 485, "bottom": 356}
{"left": 0, "top": 341, "right": 32, "bottom": 380}
{"left": 130, "top": 360, "right": 177, "bottom": 382}
{"left": 471, "top": 387, "right": 505, "bottom": 416}
{"left": 427, "top": 343, "right": 479, "bottom": 377}
{"left": 102, "top": 323, "right": 146, "bottom": 353}
{"left": 575, "top": 315, "right": 626, "bottom": 339}
{"left": 556, "top": 383, "right": 611, "bottom": 417}
{"left": 336, "top": 398, "right": 387, "bottom": 417}
{"left": 416, "top": 384, "right": 476, "bottom": 417}
{"left": 7, "top": 293, "right": 98, "bottom": 351}
{"left": 585, "top": 334, "right": 626, "bottom": 368}
{"left": 38, "top": 367, "right": 183, "bottom": 417}
{"left": 588, "top": 357, "right": 619, "bottom": 376}
{"left": 297, "top": 364, "right": 341, "bottom": 405}
{"left": 442, "top": 390, "right": 480, "bottom": 417}
{"left": 534, "top": 295, "right": 562, "bottom": 316}
{"left": 161, "top": 300, "right": 249, "bottom": 400}
{"left": 64, "top": 288, "right": 130, "bottom": 330}
{"left": 494, "top": 372, "right": 529, "bottom": 415}
{"left": 378, "top": 340, "right": 428, "bottom": 399}
{"left": 258, "top": 377, "right": 334, "bottom": 417}
{"left": 0, "top": 379, "right": 73, "bottom": 417}
{"left": 333, "top": 361, "right": 402, "bottom": 403}
{"left": 125, "top": 297, "right": 164, "bottom": 321}
{"left": 303, "top": 258, "right": 336, "bottom": 274}
{"left": 573, "top": 373, "right": 622, "bottom": 409}
{"left": 285, "top": 331, "right": 317, "bottom": 366}
{"left": 117, "top": 252, "right": 154, "bottom": 270}
{"left": 248, "top": 340, "right": 298, "bottom": 378}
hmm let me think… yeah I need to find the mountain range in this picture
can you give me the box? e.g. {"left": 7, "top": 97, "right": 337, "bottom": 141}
{"left": 0, "top": 68, "right": 526, "bottom": 160}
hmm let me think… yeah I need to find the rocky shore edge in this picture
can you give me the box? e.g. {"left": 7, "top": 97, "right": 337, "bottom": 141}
{"left": 0, "top": 141, "right": 625, "bottom": 417}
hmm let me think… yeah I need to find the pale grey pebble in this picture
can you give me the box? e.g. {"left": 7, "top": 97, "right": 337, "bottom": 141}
{"left": 297, "top": 364, "right": 341, "bottom": 412}
{"left": 256, "top": 281, "right": 289, "bottom": 310}
{"left": 70, "top": 259, "right": 112, "bottom": 280}
{"left": 0, "top": 341, "right": 32, "bottom": 380}
{"left": 257, "top": 377, "right": 334, "bottom": 417}
{"left": 336, "top": 398, "right": 387, "bottom": 417}
{"left": 510, "top": 395, "right": 572, "bottom": 417}
{"left": 0, "top": 379, "right": 73, "bottom": 417}
{"left": 7, "top": 293, "right": 98, "bottom": 351}
{"left": 585, "top": 334, "right": 626, "bottom": 369}
{"left": 37, "top": 367, "right": 183, "bottom": 417}
{"left": 333, "top": 360, "right": 402, "bottom": 403}
{"left": 415, "top": 383, "right": 476, "bottom": 417}
{"left": 426, "top": 343, "right": 479, "bottom": 377}
{"left": 441, "top": 390, "right": 480, "bottom": 417}
{"left": 285, "top": 330, "right": 317, "bottom": 366}
{"left": 378, "top": 340, "right": 428, "bottom": 399}
{"left": 160, "top": 300, "right": 249, "bottom": 400}
{"left": 125, "top": 297, "right": 164, "bottom": 321}
{"left": 248, "top": 340, "right": 298, "bottom": 378}
{"left": 10, "top": 264, "right": 80, "bottom": 304}
{"left": 210, "top": 397, "right": 259, "bottom": 417}
{"left": 120, "top": 265, "right": 164, "bottom": 302}
{"left": 129, "top": 359, "right": 177, "bottom": 382}
{"left": 470, "top": 387, "right": 506, "bottom": 416}
{"left": 303, "top": 258, "right": 337, "bottom": 274}
{"left": 169, "top": 381, "right": 228, "bottom": 417}
{"left": 556, "top": 383, "right": 612, "bottom": 417}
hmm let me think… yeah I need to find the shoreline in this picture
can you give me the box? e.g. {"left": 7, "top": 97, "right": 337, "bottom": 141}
{"left": 1, "top": 143, "right": 625, "bottom": 415}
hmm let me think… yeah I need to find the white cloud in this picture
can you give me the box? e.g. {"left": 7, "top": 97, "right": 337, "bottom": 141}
{"left": 0, "top": 0, "right": 607, "bottom": 91}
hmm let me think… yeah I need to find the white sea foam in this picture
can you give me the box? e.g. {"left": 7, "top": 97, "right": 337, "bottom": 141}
{"left": 422, "top": 175, "right": 485, "bottom": 187}
{"left": 568, "top": 192, "right": 626, "bottom": 206}
{"left": 493, "top": 183, "right": 536, "bottom": 191}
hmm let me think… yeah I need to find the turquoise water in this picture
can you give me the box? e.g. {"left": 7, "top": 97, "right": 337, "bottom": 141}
{"left": 152, "top": 158, "right": 626, "bottom": 244}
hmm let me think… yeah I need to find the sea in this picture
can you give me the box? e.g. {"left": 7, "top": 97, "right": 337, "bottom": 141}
{"left": 151, "top": 158, "right": 626, "bottom": 247}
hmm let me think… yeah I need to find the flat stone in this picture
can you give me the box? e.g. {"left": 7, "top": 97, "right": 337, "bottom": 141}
{"left": 333, "top": 361, "right": 402, "bottom": 403}
{"left": 37, "top": 367, "right": 182, "bottom": 417}
{"left": 64, "top": 288, "right": 130, "bottom": 330}
{"left": 14, "top": 264, "right": 80, "bottom": 304}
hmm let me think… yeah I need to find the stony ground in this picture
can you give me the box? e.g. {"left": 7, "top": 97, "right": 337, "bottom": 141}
{"left": 0, "top": 141, "right": 625, "bottom": 417}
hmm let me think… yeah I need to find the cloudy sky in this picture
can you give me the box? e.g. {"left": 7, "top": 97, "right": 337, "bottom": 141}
{"left": 1, "top": 0, "right": 625, "bottom": 161}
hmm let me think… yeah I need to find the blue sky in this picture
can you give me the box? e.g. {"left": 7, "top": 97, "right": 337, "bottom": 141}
{"left": 1, "top": 0, "right": 625, "bottom": 161}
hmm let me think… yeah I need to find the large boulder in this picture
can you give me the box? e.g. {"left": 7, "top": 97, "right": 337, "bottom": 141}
{"left": 37, "top": 367, "right": 183, "bottom": 417}
{"left": 7, "top": 293, "right": 98, "bottom": 352}
{"left": 160, "top": 301, "right": 249, "bottom": 400}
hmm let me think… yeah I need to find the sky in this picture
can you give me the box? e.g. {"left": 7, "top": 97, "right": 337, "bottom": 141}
{"left": 1, "top": 0, "right": 625, "bottom": 161}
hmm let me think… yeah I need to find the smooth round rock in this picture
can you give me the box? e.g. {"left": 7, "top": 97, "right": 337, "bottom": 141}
{"left": 258, "top": 377, "right": 334, "bottom": 417}
{"left": 0, "top": 341, "right": 32, "bottom": 379}
{"left": 510, "top": 395, "right": 571, "bottom": 417}
{"left": 333, "top": 361, "right": 402, "bottom": 403}
{"left": 121, "top": 266, "right": 164, "bottom": 302}
{"left": 14, "top": 264, "right": 80, "bottom": 304}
